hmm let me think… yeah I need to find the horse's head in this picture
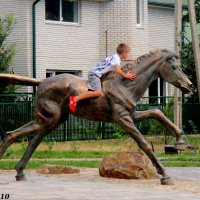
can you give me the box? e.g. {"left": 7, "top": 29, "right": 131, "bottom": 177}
{"left": 159, "top": 51, "right": 194, "bottom": 94}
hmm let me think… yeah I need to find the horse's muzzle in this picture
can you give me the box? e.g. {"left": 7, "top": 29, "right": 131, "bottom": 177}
{"left": 190, "top": 84, "right": 197, "bottom": 93}
{"left": 188, "top": 84, "right": 196, "bottom": 94}
{"left": 189, "top": 84, "right": 196, "bottom": 93}
{"left": 180, "top": 84, "right": 195, "bottom": 94}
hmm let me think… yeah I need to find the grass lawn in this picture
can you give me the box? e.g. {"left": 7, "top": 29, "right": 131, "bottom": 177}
{"left": 1, "top": 151, "right": 200, "bottom": 170}
{"left": 1, "top": 153, "right": 200, "bottom": 170}
{"left": 4, "top": 134, "right": 200, "bottom": 155}
{"left": 3, "top": 149, "right": 112, "bottom": 159}
{"left": 158, "top": 152, "right": 200, "bottom": 162}
{"left": 1, "top": 135, "right": 200, "bottom": 170}
{"left": 158, "top": 152, "right": 200, "bottom": 167}
{"left": 0, "top": 160, "right": 100, "bottom": 170}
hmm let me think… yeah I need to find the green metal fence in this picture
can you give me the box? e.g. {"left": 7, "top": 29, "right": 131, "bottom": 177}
{"left": 0, "top": 94, "right": 199, "bottom": 141}
{"left": 182, "top": 96, "right": 200, "bottom": 133}
{"left": 0, "top": 94, "right": 32, "bottom": 141}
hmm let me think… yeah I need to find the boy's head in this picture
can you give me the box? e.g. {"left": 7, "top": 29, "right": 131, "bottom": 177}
{"left": 116, "top": 43, "right": 131, "bottom": 59}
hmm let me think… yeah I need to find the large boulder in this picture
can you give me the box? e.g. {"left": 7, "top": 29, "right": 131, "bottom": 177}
{"left": 99, "top": 151, "right": 158, "bottom": 179}
{"left": 37, "top": 165, "right": 80, "bottom": 174}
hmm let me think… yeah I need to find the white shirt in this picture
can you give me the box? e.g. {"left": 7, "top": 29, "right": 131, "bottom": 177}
{"left": 90, "top": 54, "right": 121, "bottom": 77}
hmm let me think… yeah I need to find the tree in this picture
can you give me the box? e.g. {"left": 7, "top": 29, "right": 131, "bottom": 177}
{"left": 0, "top": 14, "right": 16, "bottom": 92}
{"left": 180, "top": 37, "right": 199, "bottom": 97}
{"left": 183, "top": 0, "right": 200, "bottom": 24}
{"left": 180, "top": 1, "right": 200, "bottom": 99}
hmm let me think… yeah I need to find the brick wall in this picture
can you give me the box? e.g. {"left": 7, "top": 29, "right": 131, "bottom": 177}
{"left": 148, "top": 6, "right": 175, "bottom": 96}
{"left": 0, "top": 0, "right": 176, "bottom": 96}
{"left": 99, "top": 0, "right": 149, "bottom": 60}
{"left": 99, "top": 0, "right": 149, "bottom": 96}
{"left": 35, "top": 0, "right": 100, "bottom": 80}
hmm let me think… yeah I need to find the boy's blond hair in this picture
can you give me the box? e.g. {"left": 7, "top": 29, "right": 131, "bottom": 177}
{"left": 116, "top": 43, "right": 130, "bottom": 55}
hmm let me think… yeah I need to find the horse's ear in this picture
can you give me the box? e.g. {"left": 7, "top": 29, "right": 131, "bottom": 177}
{"left": 165, "top": 54, "right": 173, "bottom": 61}
{"left": 166, "top": 53, "right": 179, "bottom": 61}
{"left": 173, "top": 54, "right": 179, "bottom": 59}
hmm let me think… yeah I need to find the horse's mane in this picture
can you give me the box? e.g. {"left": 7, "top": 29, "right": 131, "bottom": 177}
{"left": 101, "top": 49, "right": 172, "bottom": 82}
{"left": 124, "top": 49, "right": 170, "bottom": 66}
{"left": 122, "top": 49, "right": 175, "bottom": 71}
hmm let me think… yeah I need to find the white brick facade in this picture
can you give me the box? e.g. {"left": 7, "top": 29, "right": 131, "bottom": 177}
{"left": 0, "top": 0, "right": 176, "bottom": 96}
{"left": 99, "top": 0, "right": 149, "bottom": 97}
{"left": 148, "top": 5, "right": 175, "bottom": 96}
{"left": 99, "top": 0, "right": 149, "bottom": 59}
{"left": 35, "top": 0, "right": 100, "bottom": 80}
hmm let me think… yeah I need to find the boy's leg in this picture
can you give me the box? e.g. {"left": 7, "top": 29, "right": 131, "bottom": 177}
{"left": 69, "top": 90, "right": 102, "bottom": 112}
{"left": 69, "top": 72, "right": 102, "bottom": 112}
{"left": 75, "top": 90, "right": 102, "bottom": 102}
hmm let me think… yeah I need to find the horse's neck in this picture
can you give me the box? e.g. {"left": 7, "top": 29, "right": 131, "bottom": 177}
{"left": 125, "top": 55, "right": 162, "bottom": 103}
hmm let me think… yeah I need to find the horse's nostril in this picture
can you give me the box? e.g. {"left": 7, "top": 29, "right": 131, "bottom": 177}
{"left": 189, "top": 84, "right": 196, "bottom": 91}
{"left": 189, "top": 84, "right": 193, "bottom": 88}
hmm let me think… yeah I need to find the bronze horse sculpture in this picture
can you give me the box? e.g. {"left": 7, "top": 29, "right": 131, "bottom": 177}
{"left": 0, "top": 49, "right": 194, "bottom": 185}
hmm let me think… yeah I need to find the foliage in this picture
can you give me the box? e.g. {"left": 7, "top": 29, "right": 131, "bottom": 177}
{"left": 19, "top": 137, "right": 28, "bottom": 151}
{"left": 183, "top": 0, "right": 200, "bottom": 24}
{"left": 0, "top": 14, "right": 16, "bottom": 92}
{"left": 112, "top": 125, "right": 127, "bottom": 139}
{"left": 180, "top": 1, "right": 200, "bottom": 98}
{"left": 148, "top": 100, "right": 174, "bottom": 137}
{"left": 180, "top": 35, "right": 200, "bottom": 98}
{"left": 0, "top": 14, "right": 16, "bottom": 71}
{"left": 43, "top": 138, "right": 56, "bottom": 151}
{"left": 111, "top": 125, "right": 130, "bottom": 152}
{"left": 188, "top": 120, "right": 198, "bottom": 134}
{"left": 70, "top": 140, "right": 80, "bottom": 153}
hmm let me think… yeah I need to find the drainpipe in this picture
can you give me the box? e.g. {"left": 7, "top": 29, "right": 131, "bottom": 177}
{"left": 32, "top": 0, "right": 41, "bottom": 95}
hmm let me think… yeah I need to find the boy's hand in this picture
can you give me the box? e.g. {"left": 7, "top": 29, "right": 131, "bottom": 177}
{"left": 115, "top": 66, "right": 137, "bottom": 80}
{"left": 125, "top": 72, "right": 137, "bottom": 80}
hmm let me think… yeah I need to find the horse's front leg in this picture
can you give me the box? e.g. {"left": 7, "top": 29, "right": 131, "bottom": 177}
{"left": 115, "top": 113, "right": 173, "bottom": 185}
{"left": 133, "top": 110, "right": 186, "bottom": 150}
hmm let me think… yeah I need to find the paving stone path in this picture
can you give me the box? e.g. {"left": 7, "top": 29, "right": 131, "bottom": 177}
{"left": 0, "top": 167, "right": 200, "bottom": 200}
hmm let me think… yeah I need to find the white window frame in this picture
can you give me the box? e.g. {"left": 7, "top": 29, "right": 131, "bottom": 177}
{"left": 45, "top": 0, "right": 80, "bottom": 25}
{"left": 148, "top": 78, "right": 168, "bottom": 104}
{"left": 46, "top": 70, "right": 82, "bottom": 78}
{"left": 136, "top": 0, "right": 143, "bottom": 28}
{"left": 157, "top": 78, "right": 168, "bottom": 98}
{"left": 46, "top": 70, "right": 55, "bottom": 77}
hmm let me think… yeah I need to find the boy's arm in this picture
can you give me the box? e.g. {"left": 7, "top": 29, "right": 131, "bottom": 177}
{"left": 115, "top": 66, "right": 137, "bottom": 80}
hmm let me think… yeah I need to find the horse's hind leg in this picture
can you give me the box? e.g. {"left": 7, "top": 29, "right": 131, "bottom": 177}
{"left": 0, "top": 100, "right": 61, "bottom": 159}
{"left": 15, "top": 132, "right": 47, "bottom": 181}
{"left": 0, "top": 121, "right": 45, "bottom": 159}
{"left": 15, "top": 114, "right": 69, "bottom": 181}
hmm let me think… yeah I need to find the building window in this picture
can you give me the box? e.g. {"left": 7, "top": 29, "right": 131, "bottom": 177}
{"left": 45, "top": 0, "right": 79, "bottom": 23}
{"left": 136, "top": 0, "right": 143, "bottom": 26}
{"left": 149, "top": 78, "right": 168, "bottom": 104}
{"left": 46, "top": 70, "right": 82, "bottom": 78}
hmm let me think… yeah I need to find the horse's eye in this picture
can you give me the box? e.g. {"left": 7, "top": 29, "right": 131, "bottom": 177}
{"left": 172, "top": 66, "right": 176, "bottom": 70}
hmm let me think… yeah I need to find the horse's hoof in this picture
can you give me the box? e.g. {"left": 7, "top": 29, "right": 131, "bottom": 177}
{"left": 174, "top": 143, "right": 188, "bottom": 151}
{"left": 160, "top": 177, "right": 174, "bottom": 185}
{"left": 15, "top": 174, "right": 26, "bottom": 181}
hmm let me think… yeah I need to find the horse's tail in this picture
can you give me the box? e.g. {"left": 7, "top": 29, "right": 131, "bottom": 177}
{"left": 0, "top": 73, "right": 42, "bottom": 87}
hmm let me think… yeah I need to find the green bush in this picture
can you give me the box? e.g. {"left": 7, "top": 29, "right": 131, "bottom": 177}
{"left": 180, "top": 1, "right": 200, "bottom": 99}
{"left": 148, "top": 100, "right": 173, "bottom": 136}
{"left": 0, "top": 14, "right": 16, "bottom": 93}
